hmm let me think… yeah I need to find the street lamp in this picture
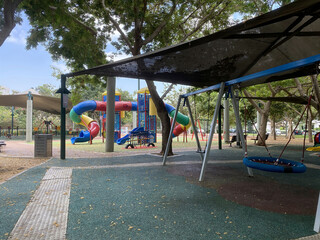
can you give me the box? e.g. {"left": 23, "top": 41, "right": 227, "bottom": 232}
{"left": 11, "top": 106, "right": 14, "bottom": 135}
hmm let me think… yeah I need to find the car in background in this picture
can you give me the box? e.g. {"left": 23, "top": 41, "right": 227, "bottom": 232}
{"left": 276, "top": 129, "right": 281, "bottom": 135}
{"left": 294, "top": 130, "right": 303, "bottom": 135}
{"left": 302, "top": 130, "right": 317, "bottom": 135}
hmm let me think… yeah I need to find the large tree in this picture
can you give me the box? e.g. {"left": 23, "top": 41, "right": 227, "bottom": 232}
{"left": 279, "top": 76, "right": 320, "bottom": 142}
{"left": 22, "top": 0, "right": 242, "bottom": 154}
{"left": 243, "top": 83, "right": 282, "bottom": 145}
{"left": 0, "top": 0, "right": 23, "bottom": 47}
{"left": 21, "top": 0, "right": 295, "bottom": 154}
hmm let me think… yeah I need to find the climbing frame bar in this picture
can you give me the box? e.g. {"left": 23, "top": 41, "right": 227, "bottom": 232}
{"left": 199, "top": 82, "right": 225, "bottom": 181}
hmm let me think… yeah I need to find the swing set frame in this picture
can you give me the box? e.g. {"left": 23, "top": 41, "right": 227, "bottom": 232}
{"left": 163, "top": 54, "right": 320, "bottom": 182}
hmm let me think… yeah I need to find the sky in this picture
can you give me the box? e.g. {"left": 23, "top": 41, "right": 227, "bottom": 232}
{"left": 0, "top": 13, "right": 165, "bottom": 95}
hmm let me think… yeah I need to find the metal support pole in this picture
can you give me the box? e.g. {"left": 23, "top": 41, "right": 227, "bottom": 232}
{"left": 230, "top": 86, "right": 253, "bottom": 177}
{"left": 26, "top": 92, "right": 33, "bottom": 142}
{"left": 99, "top": 112, "right": 102, "bottom": 137}
{"left": 60, "top": 75, "right": 66, "bottom": 159}
{"left": 223, "top": 97, "right": 230, "bottom": 143}
{"left": 199, "top": 82, "right": 225, "bottom": 181}
{"left": 185, "top": 97, "right": 203, "bottom": 160}
{"left": 218, "top": 105, "right": 222, "bottom": 150}
{"left": 314, "top": 192, "right": 320, "bottom": 232}
{"left": 106, "top": 77, "right": 116, "bottom": 152}
{"left": 11, "top": 106, "right": 14, "bottom": 135}
{"left": 163, "top": 95, "right": 182, "bottom": 165}
{"left": 235, "top": 90, "right": 241, "bottom": 146}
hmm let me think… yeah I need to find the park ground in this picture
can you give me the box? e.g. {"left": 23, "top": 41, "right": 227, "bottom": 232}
{"left": 0, "top": 134, "right": 314, "bottom": 183}
{"left": 0, "top": 134, "right": 320, "bottom": 239}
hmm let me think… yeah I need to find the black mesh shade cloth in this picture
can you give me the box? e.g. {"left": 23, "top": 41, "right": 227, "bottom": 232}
{"left": 65, "top": 0, "right": 320, "bottom": 89}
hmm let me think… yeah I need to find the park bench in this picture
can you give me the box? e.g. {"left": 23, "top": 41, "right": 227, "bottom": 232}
{"left": 226, "top": 135, "right": 246, "bottom": 147}
{"left": 0, "top": 140, "right": 6, "bottom": 152}
{"left": 251, "top": 133, "right": 269, "bottom": 144}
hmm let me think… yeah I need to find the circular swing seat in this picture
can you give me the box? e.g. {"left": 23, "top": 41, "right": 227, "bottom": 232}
{"left": 243, "top": 156, "right": 306, "bottom": 173}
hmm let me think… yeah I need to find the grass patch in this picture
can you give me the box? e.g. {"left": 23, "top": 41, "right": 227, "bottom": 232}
{"left": 52, "top": 135, "right": 219, "bottom": 153}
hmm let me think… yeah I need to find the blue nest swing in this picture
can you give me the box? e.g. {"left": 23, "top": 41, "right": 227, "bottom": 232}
{"left": 241, "top": 95, "right": 312, "bottom": 174}
{"left": 243, "top": 156, "right": 306, "bottom": 173}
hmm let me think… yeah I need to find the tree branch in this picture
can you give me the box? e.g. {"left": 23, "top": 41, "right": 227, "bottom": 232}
{"left": 294, "top": 78, "right": 306, "bottom": 96}
{"left": 285, "top": 102, "right": 301, "bottom": 115}
{"left": 279, "top": 86, "right": 295, "bottom": 97}
{"left": 142, "top": 0, "right": 176, "bottom": 46}
{"left": 101, "top": 0, "right": 134, "bottom": 53}
{"left": 180, "top": 3, "right": 203, "bottom": 26}
{"left": 161, "top": 83, "right": 175, "bottom": 99}
{"left": 311, "top": 75, "right": 320, "bottom": 104}
{"left": 267, "top": 83, "right": 276, "bottom": 96}
{"left": 48, "top": 5, "right": 97, "bottom": 36}
{"left": 243, "top": 89, "right": 263, "bottom": 114}
{"left": 180, "top": 0, "right": 229, "bottom": 42}
{"left": 140, "top": 0, "right": 147, "bottom": 31}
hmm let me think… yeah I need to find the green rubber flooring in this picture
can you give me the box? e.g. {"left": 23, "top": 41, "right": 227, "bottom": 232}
{"left": 0, "top": 144, "right": 320, "bottom": 239}
{"left": 0, "top": 167, "right": 47, "bottom": 239}
{"left": 67, "top": 167, "right": 314, "bottom": 240}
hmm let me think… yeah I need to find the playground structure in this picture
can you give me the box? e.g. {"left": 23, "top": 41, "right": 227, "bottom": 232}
{"left": 117, "top": 127, "right": 156, "bottom": 148}
{"left": 70, "top": 88, "right": 191, "bottom": 146}
{"left": 69, "top": 94, "right": 137, "bottom": 144}
{"left": 306, "top": 132, "right": 320, "bottom": 151}
{"left": 34, "top": 120, "right": 58, "bottom": 135}
{"left": 115, "top": 88, "right": 157, "bottom": 148}
{"left": 53, "top": 0, "right": 320, "bottom": 234}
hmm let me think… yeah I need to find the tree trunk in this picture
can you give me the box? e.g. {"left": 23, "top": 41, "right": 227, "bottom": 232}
{"left": 145, "top": 80, "right": 173, "bottom": 155}
{"left": 0, "top": 0, "right": 23, "bottom": 47}
{"left": 271, "top": 119, "right": 276, "bottom": 140}
{"left": 257, "top": 112, "right": 268, "bottom": 146}
{"left": 286, "top": 119, "right": 294, "bottom": 139}
{"left": 243, "top": 90, "right": 273, "bottom": 146}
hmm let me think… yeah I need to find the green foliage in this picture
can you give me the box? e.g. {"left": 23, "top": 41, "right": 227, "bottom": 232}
{"left": 240, "top": 99, "right": 256, "bottom": 121}
{"left": 22, "top": 0, "right": 108, "bottom": 78}
{"left": 0, "top": 106, "right": 11, "bottom": 128}
{"left": 117, "top": 88, "right": 135, "bottom": 102}
{"left": 163, "top": 84, "right": 190, "bottom": 116}
{"left": 269, "top": 101, "right": 286, "bottom": 122}
{"left": 21, "top": 0, "right": 288, "bottom": 75}
{"left": 35, "top": 83, "right": 59, "bottom": 97}
{"left": 186, "top": 87, "right": 219, "bottom": 121}
{"left": 68, "top": 80, "right": 106, "bottom": 105}
{"left": 117, "top": 88, "right": 135, "bottom": 126}
{"left": 14, "top": 107, "right": 26, "bottom": 128}
{"left": 237, "top": 0, "right": 294, "bottom": 18}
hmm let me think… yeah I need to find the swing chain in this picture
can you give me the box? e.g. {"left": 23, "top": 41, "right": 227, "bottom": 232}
{"left": 240, "top": 95, "right": 273, "bottom": 158}
{"left": 277, "top": 94, "right": 313, "bottom": 162}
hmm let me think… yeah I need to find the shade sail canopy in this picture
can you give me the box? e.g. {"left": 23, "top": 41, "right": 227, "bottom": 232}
{"left": 0, "top": 94, "right": 72, "bottom": 114}
{"left": 65, "top": 0, "right": 320, "bottom": 89}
